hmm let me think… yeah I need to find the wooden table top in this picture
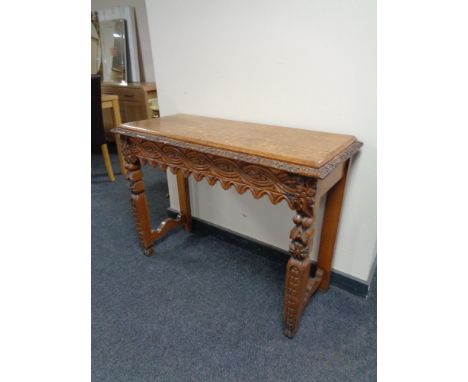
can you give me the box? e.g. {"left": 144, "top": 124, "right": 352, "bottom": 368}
{"left": 116, "top": 114, "right": 359, "bottom": 171}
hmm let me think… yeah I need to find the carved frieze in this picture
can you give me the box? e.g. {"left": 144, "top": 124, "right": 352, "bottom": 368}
{"left": 120, "top": 136, "right": 316, "bottom": 212}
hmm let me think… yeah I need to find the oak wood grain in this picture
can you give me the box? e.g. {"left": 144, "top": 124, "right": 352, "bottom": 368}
{"left": 118, "top": 114, "right": 357, "bottom": 169}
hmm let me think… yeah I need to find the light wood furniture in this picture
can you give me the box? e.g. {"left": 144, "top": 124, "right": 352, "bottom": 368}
{"left": 102, "top": 82, "right": 157, "bottom": 126}
{"left": 101, "top": 94, "right": 127, "bottom": 176}
{"left": 100, "top": 143, "right": 115, "bottom": 182}
{"left": 112, "top": 114, "right": 362, "bottom": 338}
{"left": 149, "top": 98, "right": 160, "bottom": 118}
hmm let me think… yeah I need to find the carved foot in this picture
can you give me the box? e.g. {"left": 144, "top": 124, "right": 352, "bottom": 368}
{"left": 284, "top": 256, "right": 312, "bottom": 338}
{"left": 284, "top": 328, "right": 294, "bottom": 339}
{"left": 144, "top": 247, "right": 154, "bottom": 257}
{"left": 284, "top": 203, "right": 317, "bottom": 338}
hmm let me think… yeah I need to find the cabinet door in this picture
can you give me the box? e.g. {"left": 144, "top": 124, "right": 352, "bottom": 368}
{"left": 121, "top": 101, "right": 148, "bottom": 122}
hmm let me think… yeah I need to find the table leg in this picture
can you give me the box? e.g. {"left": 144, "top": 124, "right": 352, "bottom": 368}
{"left": 126, "top": 160, "right": 154, "bottom": 256}
{"left": 317, "top": 159, "right": 350, "bottom": 291}
{"left": 284, "top": 208, "right": 321, "bottom": 338}
{"left": 176, "top": 173, "right": 192, "bottom": 232}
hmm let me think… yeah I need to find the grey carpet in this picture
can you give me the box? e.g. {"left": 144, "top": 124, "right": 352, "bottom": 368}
{"left": 92, "top": 146, "right": 376, "bottom": 382}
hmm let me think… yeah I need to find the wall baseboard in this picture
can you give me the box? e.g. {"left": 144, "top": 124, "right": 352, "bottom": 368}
{"left": 167, "top": 208, "right": 370, "bottom": 298}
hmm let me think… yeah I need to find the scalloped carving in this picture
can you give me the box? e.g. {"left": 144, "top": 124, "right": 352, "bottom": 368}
{"left": 121, "top": 136, "right": 316, "bottom": 212}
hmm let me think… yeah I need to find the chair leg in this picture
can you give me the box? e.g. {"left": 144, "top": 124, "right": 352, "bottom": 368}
{"left": 101, "top": 143, "right": 115, "bottom": 182}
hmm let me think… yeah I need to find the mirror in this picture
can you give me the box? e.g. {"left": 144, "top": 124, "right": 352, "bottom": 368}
{"left": 91, "top": 12, "right": 101, "bottom": 74}
{"left": 91, "top": 21, "right": 101, "bottom": 74}
{"left": 99, "top": 19, "right": 127, "bottom": 85}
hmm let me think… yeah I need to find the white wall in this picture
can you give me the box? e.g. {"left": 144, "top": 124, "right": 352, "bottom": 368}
{"left": 92, "top": 0, "right": 155, "bottom": 83}
{"left": 145, "top": 0, "right": 376, "bottom": 283}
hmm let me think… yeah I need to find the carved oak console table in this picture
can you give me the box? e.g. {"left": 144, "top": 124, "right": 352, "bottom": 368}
{"left": 112, "top": 114, "right": 362, "bottom": 338}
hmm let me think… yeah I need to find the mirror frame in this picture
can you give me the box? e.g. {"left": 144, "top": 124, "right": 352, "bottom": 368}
{"left": 99, "top": 19, "right": 128, "bottom": 85}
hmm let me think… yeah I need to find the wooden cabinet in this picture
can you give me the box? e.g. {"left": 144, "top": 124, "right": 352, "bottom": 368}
{"left": 121, "top": 101, "right": 147, "bottom": 123}
{"left": 101, "top": 82, "right": 157, "bottom": 140}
